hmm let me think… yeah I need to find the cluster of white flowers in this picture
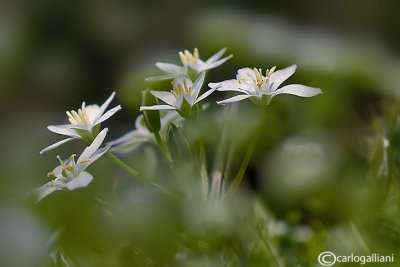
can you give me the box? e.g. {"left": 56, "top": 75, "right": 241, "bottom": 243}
{"left": 37, "top": 93, "right": 121, "bottom": 201}
{"left": 37, "top": 47, "right": 322, "bottom": 201}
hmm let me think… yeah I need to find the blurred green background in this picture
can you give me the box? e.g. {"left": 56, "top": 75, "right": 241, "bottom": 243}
{"left": 1, "top": 0, "right": 400, "bottom": 266}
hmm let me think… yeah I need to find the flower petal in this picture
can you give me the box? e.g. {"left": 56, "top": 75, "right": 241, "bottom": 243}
{"left": 191, "top": 71, "right": 206, "bottom": 99}
{"left": 140, "top": 105, "right": 176, "bottom": 111}
{"left": 268, "top": 84, "right": 322, "bottom": 97}
{"left": 76, "top": 145, "right": 110, "bottom": 173}
{"left": 150, "top": 91, "right": 176, "bottom": 106}
{"left": 195, "top": 87, "right": 216, "bottom": 104}
{"left": 66, "top": 171, "right": 93, "bottom": 190}
{"left": 269, "top": 64, "right": 297, "bottom": 92}
{"left": 94, "top": 105, "right": 121, "bottom": 125}
{"left": 40, "top": 137, "right": 77, "bottom": 154}
{"left": 145, "top": 74, "right": 176, "bottom": 82}
{"left": 209, "top": 79, "right": 244, "bottom": 92}
{"left": 216, "top": 94, "right": 252, "bottom": 105}
{"left": 204, "top": 48, "right": 227, "bottom": 64}
{"left": 36, "top": 182, "right": 59, "bottom": 202}
{"left": 202, "top": 54, "right": 233, "bottom": 71}
{"left": 95, "top": 92, "right": 116, "bottom": 122}
{"left": 155, "top": 62, "right": 184, "bottom": 75}
{"left": 77, "top": 128, "right": 108, "bottom": 163}
{"left": 47, "top": 125, "right": 79, "bottom": 137}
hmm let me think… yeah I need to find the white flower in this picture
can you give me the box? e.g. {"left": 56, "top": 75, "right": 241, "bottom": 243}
{"left": 209, "top": 65, "right": 322, "bottom": 105}
{"left": 140, "top": 72, "right": 215, "bottom": 117}
{"left": 109, "top": 111, "right": 183, "bottom": 153}
{"left": 146, "top": 48, "right": 232, "bottom": 81}
{"left": 36, "top": 128, "right": 110, "bottom": 202}
{"left": 40, "top": 92, "right": 121, "bottom": 154}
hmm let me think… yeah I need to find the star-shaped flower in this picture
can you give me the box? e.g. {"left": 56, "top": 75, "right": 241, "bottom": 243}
{"left": 40, "top": 92, "right": 121, "bottom": 154}
{"left": 146, "top": 48, "right": 232, "bottom": 81}
{"left": 209, "top": 65, "right": 322, "bottom": 105}
{"left": 36, "top": 128, "right": 110, "bottom": 202}
{"left": 140, "top": 72, "right": 215, "bottom": 117}
{"left": 109, "top": 111, "right": 183, "bottom": 153}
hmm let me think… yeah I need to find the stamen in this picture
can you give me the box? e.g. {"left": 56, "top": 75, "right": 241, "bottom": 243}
{"left": 56, "top": 155, "right": 64, "bottom": 165}
{"left": 193, "top": 48, "right": 199, "bottom": 62}
{"left": 70, "top": 154, "right": 77, "bottom": 161}
{"left": 71, "top": 110, "right": 81, "bottom": 123}
{"left": 47, "top": 171, "right": 55, "bottom": 177}
{"left": 66, "top": 111, "right": 78, "bottom": 125}
{"left": 80, "top": 159, "right": 91, "bottom": 163}
{"left": 238, "top": 78, "right": 246, "bottom": 84}
{"left": 184, "top": 50, "right": 195, "bottom": 64}
{"left": 179, "top": 51, "right": 188, "bottom": 65}
{"left": 50, "top": 179, "right": 55, "bottom": 188}
{"left": 268, "top": 66, "right": 276, "bottom": 77}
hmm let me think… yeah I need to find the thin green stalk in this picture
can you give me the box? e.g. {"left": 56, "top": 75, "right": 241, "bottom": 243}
{"left": 223, "top": 107, "right": 266, "bottom": 199}
{"left": 154, "top": 131, "right": 173, "bottom": 167}
{"left": 223, "top": 129, "right": 259, "bottom": 199}
{"left": 106, "top": 151, "right": 138, "bottom": 177}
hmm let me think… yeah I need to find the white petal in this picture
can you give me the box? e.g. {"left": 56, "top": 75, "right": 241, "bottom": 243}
{"left": 155, "top": 62, "right": 184, "bottom": 75}
{"left": 134, "top": 115, "right": 148, "bottom": 131}
{"left": 269, "top": 84, "right": 322, "bottom": 97}
{"left": 269, "top": 65, "right": 297, "bottom": 92}
{"left": 94, "top": 105, "right": 121, "bottom": 125}
{"left": 140, "top": 105, "right": 176, "bottom": 111}
{"left": 202, "top": 54, "right": 233, "bottom": 71}
{"left": 66, "top": 171, "right": 93, "bottom": 190}
{"left": 216, "top": 94, "right": 252, "bottom": 105}
{"left": 77, "top": 128, "right": 108, "bottom": 162}
{"left": 110, "top": 134, "right": 151, "bottom": 153}
{"left": 192, "top": 71, "right": 206, "bottom": 99}
{"left": 36, "top": 182, "right": 59, "bottom": 202}
{"left": 40, "top": 137, "right": 77, "bottom": 154}
{"left": 76, "top": 145, "right": 109, "bottom": 173}
{"left": 209, "top": 79, "right": 242, "bottom": 92}
{"left": 204, "top": 48, "right": 227, "bottom": 64}
{"left": 94, "top": 91, "right": 116, "bottom": 122}
{"left": 237, "top": 67, "right": 256, "bottom": 81}
{"left": 150, "top": 91, "right": 176, "bottom": 106}
{"left": 84, "top": 104, "right": 101, "bottom": 124}
{"left": 47, "top": 125, "right": 79, "bottom": 137}
{"left": 109, "top": 130, "right": 150, "bottom": 146}
{"left": 195, "top": 87, "right": 216, "bottom": 104}
{"left": 145, "top": 74, "right": 175, "bottom": 81}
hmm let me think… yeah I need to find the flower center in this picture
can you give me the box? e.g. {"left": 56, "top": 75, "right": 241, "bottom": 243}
{"left": 171, "top": 80, "right": 192, "bottom": 99}
{"left": 239, "top": 66, "right": 276, "bottom": 89}
{"left": 66, "top": 102, "right": 89, "bottom": 125}
{"left": 179, "top": 48, "right": 199, "bottom": 65}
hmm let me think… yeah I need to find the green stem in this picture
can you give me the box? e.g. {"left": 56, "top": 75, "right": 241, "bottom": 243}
{"left": 223, "top": 129, "right": 259, "bottom": 199}
{"left": 106, "top": 151, "right": 138, "bottom": 177}
{"left": 223, "top": 107, "right": 266, "bottom": 199}
{"left": 153, "top": 131, "right": 173, "bottom": 167}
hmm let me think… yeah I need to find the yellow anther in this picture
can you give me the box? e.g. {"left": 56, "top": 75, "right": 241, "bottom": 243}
{"left": 268, "top": 66, "right": 276, "bottom": 77}
{"left": 70, "top": 154, "right": 77, "bottom": 161}
{"left": 47, "top": 171, "right": 55, "bottom": 177}
{"left": 71, "top": 110, "right": 81, "bottom": 123}
{"left": 66, "top": 111, "right": 78, "bottom": 125}
{"left": 179, "top": 48, "right": 199, "bottom": 65}
{"left": 80, "top": 159, "right": 91, "bottom": 163}
{"left": 56, "top": 155, "right": 64, "bottom": 165}
{"left": 66, "top": 102, "right": 89, "bottom": 126}
{"left": 238, "top": 78, "right": 246, "bottom": 84}
{"left": 179, "top": 51, "right": 188, "bottom": 65}
{"left": 50, "top": 179, "right": 55, "bottom": 188}
{"left": 193, "top": 48, "right": 199, "bottom": 62}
